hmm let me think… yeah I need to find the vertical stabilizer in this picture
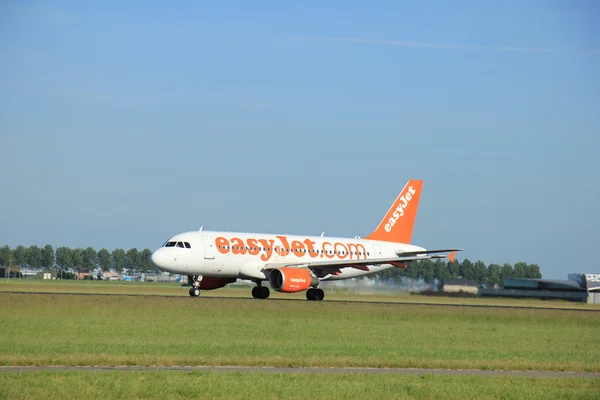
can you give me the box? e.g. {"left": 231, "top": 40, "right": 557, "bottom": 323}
{"left": 365, "top": 180, "right": 423, "bottom": 244}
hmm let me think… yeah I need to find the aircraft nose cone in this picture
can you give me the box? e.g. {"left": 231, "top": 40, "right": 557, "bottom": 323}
{"left": 150, "top": 249, "right": 165, "bottom": 268}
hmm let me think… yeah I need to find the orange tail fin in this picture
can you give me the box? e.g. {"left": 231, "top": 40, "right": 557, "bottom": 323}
{"left": 365, "top": 180, "right": 423, "bottom": 244}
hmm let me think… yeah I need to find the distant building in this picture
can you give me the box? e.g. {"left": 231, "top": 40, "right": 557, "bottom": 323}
{"left": 442, "top": 278, "right": 478, "bottom": 294}
{"left": 102, "top": 272, "right": 119, "bottom": 281}
{"left": 480, "top": 274, "right": 600, "bottom": 303}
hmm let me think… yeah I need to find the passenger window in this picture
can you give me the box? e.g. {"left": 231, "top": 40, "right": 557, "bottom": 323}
{"left": 185, "top": 242, "right": 191, "bottom": 248}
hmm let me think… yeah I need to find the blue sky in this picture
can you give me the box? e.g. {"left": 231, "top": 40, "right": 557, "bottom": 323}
{"left": 1, "top": 1, "right": 598, "bottom": 278}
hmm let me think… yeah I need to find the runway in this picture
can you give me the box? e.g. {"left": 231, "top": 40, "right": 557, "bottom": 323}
{"left": 2, "top": 291, "right": 598, "bottom": 312}
{"left": 1, "top": 366, "right": 598, "bottom": 378}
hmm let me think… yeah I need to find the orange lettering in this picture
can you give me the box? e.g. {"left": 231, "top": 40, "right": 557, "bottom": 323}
{"left": 216, "top": 237, "right": 230, "bottom": 254}
{"left": 257, "top": 238, "right": 275, "bottom": 261}
{"left": 275, "top": 235, "right": 290, "bottom": 257}
{"left": 291, "top": 240, "right": 305, "bottom": 257}
{"left": 347, "top": 243, "right": 367, "bottom": 260}
{"left": 334, "top": 242, "right": 348, "bottom": 259}
{"left": 215, "top": 236, "right": 369, "bottom": 263}
{"left": 230, "top": 237, "right": 246, "bottom": 255}
{"left": 323, "top": 242, "right": 334, "bottom": 259}
{"left": 247, "top": 238, "right": 260, "bottom": 255}
{"left": 303, "top": 239, "right": 318, "bottom": 258}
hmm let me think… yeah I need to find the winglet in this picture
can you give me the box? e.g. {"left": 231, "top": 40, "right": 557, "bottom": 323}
{"left": 447, "top": 251, "right": 457, "bottom": 263}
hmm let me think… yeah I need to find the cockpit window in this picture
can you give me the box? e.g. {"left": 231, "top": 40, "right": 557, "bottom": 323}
{"left": 164, "top": 241, "right": 191, "bottom": 249}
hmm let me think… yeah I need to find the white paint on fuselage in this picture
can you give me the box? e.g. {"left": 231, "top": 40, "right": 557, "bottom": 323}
{"left": 150, "top": 230, "right": 425, "bottom": 282}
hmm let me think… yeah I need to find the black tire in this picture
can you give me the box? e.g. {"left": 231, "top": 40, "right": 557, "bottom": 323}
{"left": 313, "top": 288, "right": 324, "bottom": 301}
{"left": 252, "top": 286, "right": 260, "bottom": 299}
{"left": 189, "top": 287, "right": 195, "bottom": 297}
{"left": 261, "top": 286, "right": 270, "bottom": 299}
{"left": 306, "top": 288, "right": 315, "bottom": 301}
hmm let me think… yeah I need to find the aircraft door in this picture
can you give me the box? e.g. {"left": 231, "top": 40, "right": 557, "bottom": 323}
{"left": 373, "top": 243, "right": 382, "bottom": 256}
{"left": 201, "top": 236, "right": 215, "bottom": 259}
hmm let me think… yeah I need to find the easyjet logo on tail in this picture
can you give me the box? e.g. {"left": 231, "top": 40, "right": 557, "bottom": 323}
{"left": 365, "top": 179, "right": 423, "bottom": 244}
{"left": 385, "top": 185, "right": 416, "bottom": 232}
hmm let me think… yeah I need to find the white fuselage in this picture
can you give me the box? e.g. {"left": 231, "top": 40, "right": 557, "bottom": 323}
{"left": 150, "top": 230, "right": 425, "bottom": 281}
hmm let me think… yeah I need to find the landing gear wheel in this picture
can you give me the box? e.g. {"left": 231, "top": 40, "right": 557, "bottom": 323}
{"left": 306, "top": 288, "right": 315, "bottom": 301}
{"left": 252, "top": 286, "right": 270, "bottom": 299}
{"left": 260, "top": 286, "right": 270, "bottom": 299}
{"left": 189, "top": 287, "right": 200, "bottom": 297}
{"left": 313, "top": 288, "right": 324, "bottom": 301}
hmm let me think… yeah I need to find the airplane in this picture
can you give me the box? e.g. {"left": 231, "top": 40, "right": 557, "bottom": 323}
{"left": 150, "top": 179, "right": 462, "bottom": 301}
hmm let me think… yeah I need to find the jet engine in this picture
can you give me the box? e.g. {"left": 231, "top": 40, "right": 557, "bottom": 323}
{"left": 269, "top": 267, "right": 319, "bottom": 293}
{"left": 199, "top": 277, "right": 237, "bottom": 290}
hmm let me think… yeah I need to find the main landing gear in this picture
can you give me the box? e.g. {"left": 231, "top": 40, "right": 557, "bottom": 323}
{"left": 251, "top": 283, "right": 270, "bottom": 299}
{"left": 306, "top": 288, "right": 324, "bottom": 301}
{"left": 188, "top": 275, "right": 200, "bottom": 297}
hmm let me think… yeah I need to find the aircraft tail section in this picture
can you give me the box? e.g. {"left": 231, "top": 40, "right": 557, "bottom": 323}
{"left": 365, "top": 180, "right": 423, "bottom": 244}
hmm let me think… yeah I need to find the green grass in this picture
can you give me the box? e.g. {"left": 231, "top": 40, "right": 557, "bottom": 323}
{"left": 0, "top": 371, "right": 598, "bottom": 400}
{"left": 2, "top": 279, "right": 599, "bottom": 310}
{"left": 1, "top": 293, "right": 598, "bottom": 372}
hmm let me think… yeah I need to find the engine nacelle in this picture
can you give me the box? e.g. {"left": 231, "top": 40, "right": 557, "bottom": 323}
{"left": 269, "top": 268, "right": 319, "bottom": 293}
{"left": 199, "top": 276, "right": 237, "bottom": 290}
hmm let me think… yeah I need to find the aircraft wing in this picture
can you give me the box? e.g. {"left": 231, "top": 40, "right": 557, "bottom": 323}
{"left": 395, "top": 248, "right": 463, "bottom": 258}
{"left": 262, "top": 249, "right": 463, "bottom": 275}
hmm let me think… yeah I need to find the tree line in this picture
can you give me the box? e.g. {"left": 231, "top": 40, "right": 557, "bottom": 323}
{"left": 371, "top": 258, "right": 542, "bottom": 288}
{"left": 0, "top": 244, "right": 542, "bottom": 287}
{"left": 0, "top": 244, "right": 154, "bottom": 275}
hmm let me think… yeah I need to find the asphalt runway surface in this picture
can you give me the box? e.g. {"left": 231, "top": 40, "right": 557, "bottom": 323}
{"left": 0, "top": 366, "right": 598, "bottom": 378}
{"left": 2, "top": 290, "right": 599, "bottom": 312}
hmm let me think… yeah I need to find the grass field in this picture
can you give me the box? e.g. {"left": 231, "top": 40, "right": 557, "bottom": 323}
{"left": 1, "top": 293, "right": 598, "bottom": 372}
{"left": 1, "top": 371, "right": 599, "bottom": 400}
{"left": 2, "top": 279, "right": 599, "bottom": 310}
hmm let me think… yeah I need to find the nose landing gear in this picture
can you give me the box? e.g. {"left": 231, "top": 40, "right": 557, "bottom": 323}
{"left": 188, "top": 275, "right": 201, "bottom": 297}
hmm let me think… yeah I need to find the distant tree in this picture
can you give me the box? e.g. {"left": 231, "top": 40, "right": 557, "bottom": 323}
{"left": 97, "top": 249, "right": 111, "bottom": 272}
{"left": 26, "top": 245, "right": 43, "bottom": 269}
{"left": 55, "top": 247, "right": 72, "bottom": 270}
{"left": 473, "top": 261, "right": 487, "bottom": 285}
{"left": 71, "top": 248, "right": 84, "bottom": 273}
{"left": 111, "top": 249, "right": 126, "bottom": 273}
{"left": 487, "top": 263, "right": 501, "bottom": 287}
{"left": 499, "top": 263, "right": 513, "bottom": 286}
{"left": 447, "top": 259, "right": 460, "bottom": 278}
{"left": 378, "top": 267, "right": 402, "bottom": 285}
{"left": 139, "top": 249, "right": 153, "bottom": 273}
{"left": 406, "top": 261, "right": 420, "bottom": 281}
{"left": 82, "top": 247, "right": 97, "bottom": 272}
{"left": 527, "top": 264, "right": 542, "bottom": 279}
{"left": 461, "top": 259, "right": 475, "bottom": 280}
{"left": 513, "top": 262, "right": 528, "bottom": 279}
{"left": 434, "top": 259, "right": 449, "bottom": 289}
{"left": 125, "top": 248, "right": 139, "bottom": 276}
{"left": 0, "top": 246, "right": 13, "bottom": 267}
{"left": 13, "top": 245, "right": 27, "bottom": 267}
{"left": 41, "top": 244, "right": 55, "bottom": 270}
{"left": 421, "top": 260, "right": 435, "bottom": 284}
